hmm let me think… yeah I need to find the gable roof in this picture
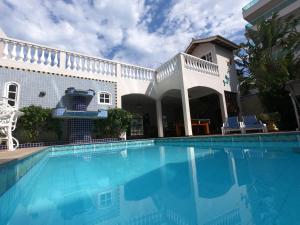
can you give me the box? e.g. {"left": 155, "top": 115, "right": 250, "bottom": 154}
{"left": 185, "top": 35, "right": 239, "bottom": 54}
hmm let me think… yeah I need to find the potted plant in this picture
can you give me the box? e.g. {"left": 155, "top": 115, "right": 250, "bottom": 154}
{"left": 258, "top": 112, "right": 280, "bottom": 131}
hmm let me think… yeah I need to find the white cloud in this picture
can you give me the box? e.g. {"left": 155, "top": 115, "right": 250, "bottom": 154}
{"left": 0, "top": 0, "right": 248, "bottom": 67}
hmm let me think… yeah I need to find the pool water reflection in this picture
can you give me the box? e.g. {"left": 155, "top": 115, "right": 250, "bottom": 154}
{"left": 0, "top": 142, "right": 300, "bottom": 225}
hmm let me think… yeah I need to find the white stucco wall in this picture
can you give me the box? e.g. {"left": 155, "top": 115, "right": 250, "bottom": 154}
{"left": 190, "top": 43, "right": 217, "bottom": 63}
{"left": 215, "top": 45, "right": 238, "bottom": 93}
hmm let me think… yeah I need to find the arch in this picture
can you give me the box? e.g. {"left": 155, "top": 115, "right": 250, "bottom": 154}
{"left": 188, "top": 86, "right": 221, "bottom": 99}
{"left": 3, "top": 81, "right": 20, "bottom": 108}
{"left": 188, "top": 86, "right": 224, "bottom": 134}
{"left": 121, "top": 94, "right": 157, "bottom": 139}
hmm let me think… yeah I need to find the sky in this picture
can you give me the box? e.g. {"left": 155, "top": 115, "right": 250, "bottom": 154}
{"left": 0, "top": 0, "right": 249, "bottom": 68}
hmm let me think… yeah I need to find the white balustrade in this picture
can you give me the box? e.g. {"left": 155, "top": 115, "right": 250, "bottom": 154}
{"left": 182, "top": 53, "right": 219, "bottom": 76}
{"left": 121, "top": 64, "right": 155, "bottom": 81}
{"left": 0, "top": 38, "right": 61, "bottom": 68}
{"left": 64, "top": 53, "right": 117, "bottom": 76}
{"left": 0, "top": 37, "right": 220, "bottom": 83}
{"left": 156, "top": 54, "right": 179, "bottom": 82}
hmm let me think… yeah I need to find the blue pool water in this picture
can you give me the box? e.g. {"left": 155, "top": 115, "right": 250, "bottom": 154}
{"left": 1, "top": 136, "right": 300, "bottom": 225}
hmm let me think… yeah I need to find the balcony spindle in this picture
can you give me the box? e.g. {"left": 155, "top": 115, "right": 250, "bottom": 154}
{"left": 53, "top": 51, "right": 58, "bottom": 67}
{"left": 45, "top": 50, "right": 51, "bottom": 65}
{"left": 18, "top": 44, "right": 25, "bottom": 62}
{"left": 11, "top": 42, "right": 17, "bottom": 60}
{"left": 66, "top": 54, "right": 71, "bottom": 69}
{"left": 33, "top": 47, "right": 39, "bottom": 64}
{"left": 40, "top": 48, "right": 46, "bottom": 65}
{"left": 77, "top": 56, "right": 82, "bottom": 70}
{"left": 25, "top": 45, "right": 32, "bottom": 62}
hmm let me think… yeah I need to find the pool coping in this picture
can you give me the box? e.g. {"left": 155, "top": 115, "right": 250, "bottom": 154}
{"left": 0, "top": 147, "right": 45, "bottom": 165}
{"left": 0, "top": 131, "right": 299, "bottom": 166}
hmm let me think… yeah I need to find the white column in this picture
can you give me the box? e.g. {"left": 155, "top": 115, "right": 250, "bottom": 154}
{"left": 181, "top": 87, "right": 193, "bottom": 136}
{"left": 219, "top": 92, "right": 228, "bottom": 123}
{"left": 178, "top": 53, "right": 192, "bottom": 136}
{"left": 156, "top": 98, "right": 164, "bottom": 137}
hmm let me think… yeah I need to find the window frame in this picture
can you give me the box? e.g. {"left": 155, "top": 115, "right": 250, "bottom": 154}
{"left": 200, "top": 52, "right": 213, "bottom": 63}
{"left": 3, "top": 81, "right": 20, "bottom": 108}
{"left": 97, "top": 91, "right": 112, "bottom": 105}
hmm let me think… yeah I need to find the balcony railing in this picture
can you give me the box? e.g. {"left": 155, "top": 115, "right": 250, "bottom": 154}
{"left": 182, "top": 53, "right": 219, "bottom": 76}
{"left": 156, "top": 54, "right": 179, "bottom": 82}
{"left": 0, "top": 37, "right": 219, "bottom": 83}
{"left": 0, "top": 37, "right": 155, "bottom": 81}
{"left": 242, "top": 0, "right": 260, "bottom": 12}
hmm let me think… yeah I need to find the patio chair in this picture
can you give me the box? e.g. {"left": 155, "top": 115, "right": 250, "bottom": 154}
{"left": 241, "top": 115, "right": 267, "bottom": 133}
{"left": 221, "top": 116, "right": 243, "bottom": 135}
{"left": 0, "top": 99, "right": 22, "bottom": 151}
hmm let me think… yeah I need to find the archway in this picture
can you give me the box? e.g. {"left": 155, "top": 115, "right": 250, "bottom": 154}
{"left": 188, "top": 86, "right": 223, "bottom": 134}
{"left": 122, "top": 94, "right": 157, "bottom": 139}
{"left": 160, "top": 89, "right": 184, "bottom": 137}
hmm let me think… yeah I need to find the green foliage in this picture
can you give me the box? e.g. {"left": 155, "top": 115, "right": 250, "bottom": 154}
{"left": 94, "top": 108, "right": 133, "bottom": 138}
{"left": 257, "top": 112, "right": 280, "bottom": 123}
{"left": 236, "top": 13, "right": 300, "bottom": 129}
{"left": 17, "top": 105, "right": 62, "bottom": 142}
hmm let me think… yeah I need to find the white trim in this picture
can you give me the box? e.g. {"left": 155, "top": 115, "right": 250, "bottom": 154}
{"left": 97, "top": 91, "right": 112, "bottom": 105}
{"left": 3, "top": 81, "right": 20, "bottom": 109}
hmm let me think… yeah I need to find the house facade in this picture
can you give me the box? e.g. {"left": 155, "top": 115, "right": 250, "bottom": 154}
{"left": 0, "top": 30, "right": 239, "bottom": 141}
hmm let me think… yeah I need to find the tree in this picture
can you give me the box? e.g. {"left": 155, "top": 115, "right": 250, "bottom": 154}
{"left": 236, "top": 13, "right": 300, "bottom": 129}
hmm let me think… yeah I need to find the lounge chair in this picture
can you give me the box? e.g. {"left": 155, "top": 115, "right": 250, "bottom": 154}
{"left": 241, "top": 115, "right": 267, "bottom": 133}
{"left": 221, "top": 116, "right": 243, "bottom": 135}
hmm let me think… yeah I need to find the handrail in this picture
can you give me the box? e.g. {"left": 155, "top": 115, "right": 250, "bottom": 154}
{"left": 242, "top": 0, "right": 260, "bottom": 12}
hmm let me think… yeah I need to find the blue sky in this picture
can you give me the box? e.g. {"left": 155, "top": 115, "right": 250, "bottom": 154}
{"left": 0, "top": 0, "right": 248, "bottom": 67}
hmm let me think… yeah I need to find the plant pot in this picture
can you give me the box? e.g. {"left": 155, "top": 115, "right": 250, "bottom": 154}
{"left": 266, "top": 121, "right": 279, "bottom": 131}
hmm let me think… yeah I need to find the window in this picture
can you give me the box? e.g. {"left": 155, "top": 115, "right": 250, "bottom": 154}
{"left": 98, "top": 191, "right": 112, "bottom": 208}
{"left": 98, "top": 92, "right": 111, "bottom": 105}
{"left": 4, "top": 82, "right": 20, "bottom": 108}
{"left": 201, "top": 52, "right": 213, "bottom": 62}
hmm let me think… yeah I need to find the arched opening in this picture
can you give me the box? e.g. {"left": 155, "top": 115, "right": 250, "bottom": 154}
{"left": 188, "top": 86, "right": 223, "bottom": 134}
{"left": 160, "top": 89, "right": 184, "bottom": 137}
{"left": 122, "top": 94, "right": 157, "bottom": 139}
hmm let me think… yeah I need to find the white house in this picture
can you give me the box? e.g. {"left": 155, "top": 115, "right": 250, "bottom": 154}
{"left": 0, "top": 30, "right": 239, "bottom": 141}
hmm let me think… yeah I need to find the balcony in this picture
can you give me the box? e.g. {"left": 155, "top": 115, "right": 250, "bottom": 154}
{"left": 0, "top": 36, "right": 219, "bottom": 84}
{"left": 242, "top": 0, "right": 260, "bottom": 12}
{"left": 243, "top": 0, "right": 298, "bottom": 24}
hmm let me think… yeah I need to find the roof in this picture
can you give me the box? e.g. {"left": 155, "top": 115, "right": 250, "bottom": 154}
{"left": 185, "top": 35, "right": 239, "bottom": 54}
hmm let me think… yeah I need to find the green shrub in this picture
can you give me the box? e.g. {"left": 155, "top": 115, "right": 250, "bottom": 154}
{"left": 16, "top": 105, "right": 62, "bottom": 142}
{"left": 94, "top": 108, "right": 133, "bottom": 138}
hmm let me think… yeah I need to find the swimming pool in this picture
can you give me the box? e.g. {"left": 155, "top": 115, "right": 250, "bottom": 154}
{"left": 1, "top": 133, "right": 300, "bottom": 225}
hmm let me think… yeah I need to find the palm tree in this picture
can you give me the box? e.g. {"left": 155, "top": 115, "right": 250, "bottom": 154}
{"left": 236, "top": 13, "right": 300, "bottom": 129}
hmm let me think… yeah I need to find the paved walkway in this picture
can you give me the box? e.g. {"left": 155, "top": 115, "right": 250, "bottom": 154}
{"left": 0, "top": 147, "right": 44, "bottom": 165}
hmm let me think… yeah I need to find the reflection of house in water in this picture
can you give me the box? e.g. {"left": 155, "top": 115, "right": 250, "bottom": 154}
{"left": 86, "top": 147, "right": 256, "bottom": 225}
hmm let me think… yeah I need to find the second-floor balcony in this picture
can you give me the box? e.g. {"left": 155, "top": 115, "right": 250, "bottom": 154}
{"left": 0, "top": 36, "right": 219, "bottom": 84}
{"left": 243, "top": 0, "right": 298, "bottom": 25}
